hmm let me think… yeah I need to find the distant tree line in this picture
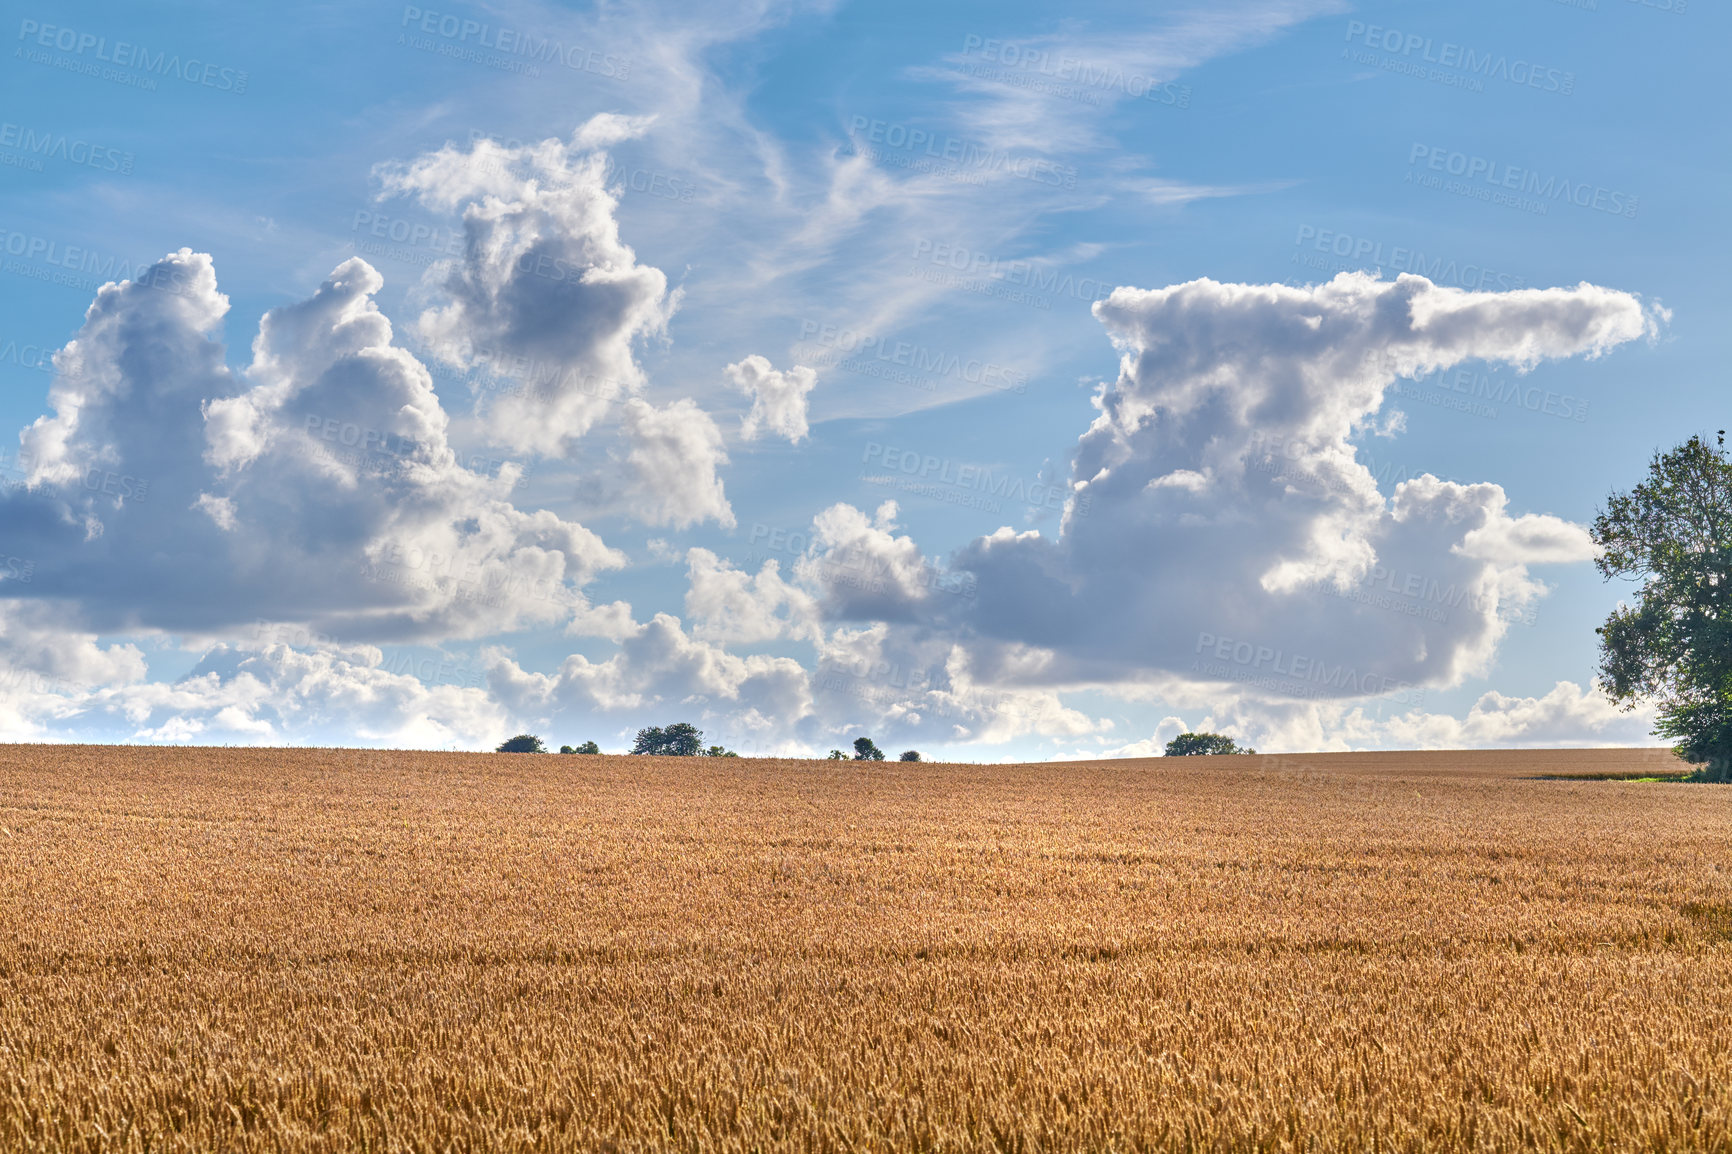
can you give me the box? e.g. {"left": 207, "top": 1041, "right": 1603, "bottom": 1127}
{"left": 497, "top": 726, "right": 920, "bottom": 762}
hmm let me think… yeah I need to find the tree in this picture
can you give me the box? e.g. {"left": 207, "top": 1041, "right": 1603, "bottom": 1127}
{"left": 631, "top": 723, "right": 704, "bottom": 756}
{"left": 852, "top": 737, "right": 886, "bottom": 761}
{"left": 496, "top": 734, "right": 546, "bottom": 753}
{"left": 1593, "top": 433, "right": 1732, "bottom": 781}
{"left": 702, "top": 745, "right": 739, "bottom": 758}
{"left": 899, "top": 750, "right": 922, "bottom": 762}
{"left": 826, "top": 749, "right": 848, "bottom": 760}
{"left": 560, "top": 741, "right": 600, "bottom": 754}
{"left": 1163, "top": 732, "right": 1255, "bottom": 756}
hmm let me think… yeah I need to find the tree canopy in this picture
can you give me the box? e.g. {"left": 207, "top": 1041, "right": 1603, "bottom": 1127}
{"left": 1163, "top": 732, "right": 1255, "bottom": 757}
{"left": 631, "top": 723, "right": 704, "bottom": 756}
{"left": 1594, "top": 433, "right": 1732, "bottom": 779}
{"left": 852, "top": 737, "right": 885, "bottom": 761}
{"left": 496, "top": 734, "right": 546, "bottom": 753}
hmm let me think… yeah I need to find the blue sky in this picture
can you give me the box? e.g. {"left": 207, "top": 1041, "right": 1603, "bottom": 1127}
{"left": 0, "top": 0, "right": 1718, "bottom": 756}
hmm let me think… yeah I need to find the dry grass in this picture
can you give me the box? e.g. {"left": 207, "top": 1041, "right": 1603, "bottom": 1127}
{"left": 1, "top": 743, "right": 1729, "bottom": 1152}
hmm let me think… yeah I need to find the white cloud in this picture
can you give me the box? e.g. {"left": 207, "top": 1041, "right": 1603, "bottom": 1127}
{"left": 726, "top": 354, "right": 818, "bottom": 443}
{"left": 684, "top": 547, "right": 819, "bottom": 643}
{"left": 872, "top": 272, "right": 1659, "bottom": 701}
{"left": 923, "top": 1, "right": 1347, "bottom": 155}
{"left": 620, "top": 398, "right": 735, "bottom": 529}
{"left": 797, "top": 500, "right": 963, "bottom": 622}
{"left": 0, "top": 639, "right": 511, "bottom": 749}
{"left": 1083, "top": 681, "right": 1656, "bottom": 758}
{"left": 486, "top": 612, "right": 813, "bottom": 736}
{"left": 5, "top": 250, "right": 628, "bottom": 642}
{"left": 375, "top": 116, "right": 680, "bottom": 456}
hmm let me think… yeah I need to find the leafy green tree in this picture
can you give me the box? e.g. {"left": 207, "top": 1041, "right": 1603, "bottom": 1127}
{"left": 1163, "top": 732, "right": 1255, "bottom": 756}
{"left": 631, "top": 723, "right": 704, "bottom": 756}
{"left": 826, "top": 749, "right": 848, "bottom": 760}
{"left": 702, "top": 745, "right": 739, "bottom": 757}
{"left": 852, "top": 737, "right": 886, "bottom": 761}
{"left": 560, "top": 741, "right": 601, "bottom": 754}
{"left": 496, "top": 734, "right": 546, "bottom": 753}
{"left": 899, "top": 750, "right": 922, "bottom": 762}
{"left": 1594, "top": 433, "right": 1732, "bottom": 781}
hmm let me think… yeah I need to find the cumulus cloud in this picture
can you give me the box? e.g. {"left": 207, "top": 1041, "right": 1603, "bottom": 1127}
{"left": 726, "top": 354, "right": 818, "bottom": 443}
{"left": 486, "top": 612, "right": 813, "bottom": 743}
{"left": 374, "top": 117, "right": 681, "bottom": 455}
{"left": 805, "top": 621, "right": 1101, "bottom": 748}
{"left": 861, "top": 272, "right": 1661, "bottom": 699}
{"left": 796, "top": 500, "right": 972, "bottom": 622}
{"left": 683, "top": 547, "right": 818, "bottom": 643}
{"left": 5, "top": 641, "right": 511, "bottom": 748}
{"left": 1085, "top": 681, "right": 1656, "bottom": 757}
{"left": 0, "top": 602, "right": 147, "bottom": 691}
{"left": 4, "top": 250, "right": 626, "bottom": 642}
{"left": 619, "top": 398, "right": 734, "bottom": 529}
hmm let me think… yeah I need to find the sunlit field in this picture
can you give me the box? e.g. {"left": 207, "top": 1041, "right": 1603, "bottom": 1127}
{"left": 2, "top": 744, "right": 1729, "bottom": 1151}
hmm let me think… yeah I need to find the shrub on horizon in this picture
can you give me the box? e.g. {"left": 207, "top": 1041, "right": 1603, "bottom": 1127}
{"left": 1163, "top": 732, "right": 1255, "bottom": 756}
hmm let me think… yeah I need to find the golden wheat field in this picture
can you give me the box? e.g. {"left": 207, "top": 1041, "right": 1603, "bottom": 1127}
{"left": 1, "top": 744, "right": 1729, "bottom": 1152}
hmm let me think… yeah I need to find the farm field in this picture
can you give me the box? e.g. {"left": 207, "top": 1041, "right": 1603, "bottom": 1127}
{"left": 1, "top": 744, "right": 1729, "bottom": 1151}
